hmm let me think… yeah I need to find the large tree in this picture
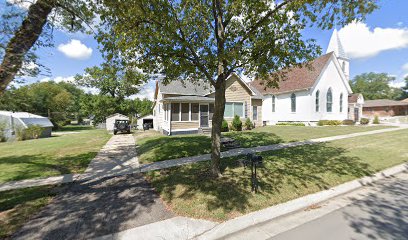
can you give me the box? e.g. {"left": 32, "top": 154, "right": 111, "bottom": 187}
{"left": 74, "top": 62, "right": 148, "bottom": 100}
{"left": 350, "top": 72, "right": 404, "bottom": 100}
{"left": 0, "top": 0, "right": 96, "bottom": 93}
{"left": 97, "top": 0, "right": 377, "bottom": 176}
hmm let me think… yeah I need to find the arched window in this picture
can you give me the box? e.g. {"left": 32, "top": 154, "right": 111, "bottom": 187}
{"left": 340, "top": 93, "right": 343, "bottom": 112}
{"left": 291, "top": 93, "right": 296, "bottom": 112}
{"left": 272, "top": 95, "right": 276, "bottom": 112}
{"left": 315, "top": 90, "right": 320, "bottom": 112}
{"left": 326, "top": 88, "right": 333, "bottom": 112}
{"left": 342, "top": 62, "right": 346, "bottom": 72}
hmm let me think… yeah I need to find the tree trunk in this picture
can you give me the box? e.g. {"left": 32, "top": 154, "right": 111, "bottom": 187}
{"left": 0, "top": 0, "right": 54, "bottom": 93}
{"left": 211, "top": 76, "right": 226, "bottom": 177}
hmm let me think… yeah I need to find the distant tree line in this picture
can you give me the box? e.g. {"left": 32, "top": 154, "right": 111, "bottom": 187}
{"left": 0, "top": 81, "right": 152, "bottom": 128}
{"left": 350, "top": 72, "right": 408, "bottom": 100}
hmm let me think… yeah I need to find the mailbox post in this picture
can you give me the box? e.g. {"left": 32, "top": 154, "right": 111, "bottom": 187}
{"left": 244, "top": 153, "right": 263, "bottom": 193}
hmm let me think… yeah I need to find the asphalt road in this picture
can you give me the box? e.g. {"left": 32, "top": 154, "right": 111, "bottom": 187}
{"left": 271, "top": 172, "right": 408, "bottom": 240}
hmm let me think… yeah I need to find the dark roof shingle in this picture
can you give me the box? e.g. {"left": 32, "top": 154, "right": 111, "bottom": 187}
{"left": 364, "top": 99, "right": 408, "bottom": 107}
{"left": 250, "top": 52, "right": 333, "bottom": 95}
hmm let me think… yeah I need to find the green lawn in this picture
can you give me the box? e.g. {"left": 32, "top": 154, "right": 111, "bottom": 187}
{"left": 135, "top": 125, "right": 392, "bottom": 164}
{"left": 146, "top": 128, "right": 408, "bottom": 221}
{"left": 0, "top": 128, "right": 111, "bottom": 183}
{"left": 0, "top": 185, "right": 58, "bottom": 238}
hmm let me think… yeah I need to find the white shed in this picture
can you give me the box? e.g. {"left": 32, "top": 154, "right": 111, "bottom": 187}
{"left": 106, "top": 113, "right": 129, "bottom": 131}
{"left": 137, "top": 114, "right": 154, "bottom": 130}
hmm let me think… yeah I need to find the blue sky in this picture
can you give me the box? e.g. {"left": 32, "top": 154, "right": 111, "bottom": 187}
{"left": 5, "top": 0, "right": 408, "bottom": 99}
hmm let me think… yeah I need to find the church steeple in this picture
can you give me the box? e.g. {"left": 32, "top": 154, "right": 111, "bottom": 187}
{"left": 326, "top": 29, "right": 349, "bottom": 80}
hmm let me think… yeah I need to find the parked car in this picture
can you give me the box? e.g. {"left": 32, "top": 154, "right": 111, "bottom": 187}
{"left": 113, "top": 119, "right": 131, "bottom": 135}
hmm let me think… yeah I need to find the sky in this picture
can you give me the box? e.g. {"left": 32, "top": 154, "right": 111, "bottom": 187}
{"left": 4, "top": 0, "right": 408, "bottom": 100}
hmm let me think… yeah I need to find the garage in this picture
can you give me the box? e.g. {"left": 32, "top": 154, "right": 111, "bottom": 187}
{"left": 137, "top": 115, "right": 154, "bottom": 130}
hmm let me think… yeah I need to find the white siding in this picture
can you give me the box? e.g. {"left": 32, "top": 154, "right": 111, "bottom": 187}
{"left": 262, "top": 57, "right": 350, "bottom": 123}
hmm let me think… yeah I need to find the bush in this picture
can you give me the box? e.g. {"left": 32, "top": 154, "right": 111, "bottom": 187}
{"left": 317, "top": 120, "right": 342, "bottom": 126}
{"left": 360, "top": 118, "right": 369, "bottom": 125}
{"left": 0, "top": 121, "right": 7, "bottom": 142}
{"left": 373, "top": 115, "right": 380, "bottom": 124}
{"left": 244, "top": 118, "right": 254, "bottom": 130}
{"left": 221, "top": 119, "right": 229, "bottom": 132}
{"left": 231, "top": 115, "right": 242, "bottom": 131}
{"left": 16, "top": 125, "right": 44, "bottom": 141}
{"left": 276, "top": 122, "right": 305, "bottom": 126}
{"left": 342, "top": 119, "right": 355, "bottom": 125}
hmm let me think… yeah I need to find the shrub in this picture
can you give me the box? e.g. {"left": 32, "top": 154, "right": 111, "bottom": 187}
{"left": 342, "top": 119, "right": 355, "bottom": 125}
{"left": 317, "top": 120, "right": 342, "bottom": 126}
{"left": 373, "top": 115, "right": 380, "bottom": 124}
{"left": 221, "top": 119, "right": 229, "bottom": 132}
{"left": 0, "top": 121, "right": 7, "bottom": 142}
{"left": 244, "top": 118, "right": 253, "bottom": 130}
{"left": 231, "top": 115, "right": 242, "bottom": 131}
{"left": 276, "top": 122, "right": 305, "bottom": 126}
{"left": 360, "top": 118, "right": 369, "bottom": 125}
{"left": 16, "top": 125, "right": 44, "bottom": 141}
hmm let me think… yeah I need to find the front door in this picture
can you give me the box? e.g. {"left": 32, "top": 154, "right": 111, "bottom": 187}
{"left": 200, "top": 104, "right": 209, "bottom": 127}
{"left": 354, "top": 108, "right": 359, "bottom": 122}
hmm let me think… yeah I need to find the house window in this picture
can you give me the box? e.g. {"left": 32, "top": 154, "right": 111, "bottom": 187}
{"left": 224, "top": 102, "right": 244, "bottom": 118}
{"left": 209, "top": 103, "right": 214, "bottom": 120}
{"left": 181, "top": 103, "right": 190, "bottom": 121}
{"left": 340, "top": 93, "right": 343, "bottom": 112}
{"left": 272, "top": 95, "right": 276, "bottom": 112}
{"left": 326, "top": 88, "right": 333, "bottom": 112}
{"left": 315, "top": 90, "right": 320, "bottom": 112}
{"left": 253, "top": 106, "right": 258, "bottom": 120}
{"left": 291, "top": 93, "right": 296, "bottom": 112}
{"left": 171, "top": 103, "right": 180, "bottom": 121}
{"left": 191, "top": 103, "right": 199, "bottom": 121}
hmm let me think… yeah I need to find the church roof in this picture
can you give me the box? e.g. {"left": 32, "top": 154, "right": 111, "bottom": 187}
{"left": 348, "top": 93, "right": 362, "bottom": 103}
{"left": 326, "top": 29, "right": 348, "bottom": 59}
{"left": 250, "top": 52, "right": 333, "bottom": 95}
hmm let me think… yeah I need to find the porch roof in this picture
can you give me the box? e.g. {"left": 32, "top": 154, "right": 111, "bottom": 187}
{"left": 161, "top": 96, "right": 215, "bottom": 102}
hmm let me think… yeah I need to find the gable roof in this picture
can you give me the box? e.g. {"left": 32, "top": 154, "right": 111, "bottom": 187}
{"left": 402, "top": 98, "right": 408, "bottom": 103}
{"left": 348, "top": 93, "right": 362, "bottom": 103}
{"left": 106, "top": 113, "right": 129, "bottom": 119}
{"left": 158, "top": 79, "right": 214, "bottom": 96}
{"left": 250, "top": 52, "right": 333, "bottom": 95}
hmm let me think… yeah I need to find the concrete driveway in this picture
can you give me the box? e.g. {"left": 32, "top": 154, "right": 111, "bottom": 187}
{"left": 12, "top": 173, "right": 173, "bottom": 240}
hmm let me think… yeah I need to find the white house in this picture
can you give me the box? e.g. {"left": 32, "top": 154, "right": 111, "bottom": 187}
{"left": 251, "top": 29, "right": 356, "bottom": 124}
{"left": 105, "top": 113, "right": 129, "bottom": 131}
{"left": 0, "top": 111, "right": 54, "bottom": 140}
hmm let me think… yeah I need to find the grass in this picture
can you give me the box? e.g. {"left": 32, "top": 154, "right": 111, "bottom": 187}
{"left": 0, "top": 185, "right": 58, "bottom": 238}
{"left": 135, "top": 131, "right": 211, "bottom": 164}
{"left": 0, "top": 127, "right": 111, "bottom": 183}
{"left": 54, "top": 125, "right": 95, "bottom": 132}
{"left": 146, "top": 128, "right": 408, "bottom": 221}
{"left": 135, "top": 125, "right": 392, "bottom": 164}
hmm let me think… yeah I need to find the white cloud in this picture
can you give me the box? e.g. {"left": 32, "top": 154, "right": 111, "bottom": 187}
{"left": 7, "top": 0, "right": 35, "bottom": 9}
{"left": 389, "top": 80, "right": 405, "bottom": 88}
{"left": 57, "top": 39, "right": 93, "bottom": 60}
{"left": 338, "top": 22, "right": 408, "bottom": 59}
{"left": 402, "top": 62, "right": 408, "bottom": 72}
{"left": 131, "top": 80, "right": 156, "bottom": 100}
{"left": 40, "top": 76, "right": 75, "bottom": 83}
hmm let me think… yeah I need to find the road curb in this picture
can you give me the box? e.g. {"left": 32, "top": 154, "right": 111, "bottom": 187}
{"left": 194, "top": 162, "right": 408, "bottom": 240}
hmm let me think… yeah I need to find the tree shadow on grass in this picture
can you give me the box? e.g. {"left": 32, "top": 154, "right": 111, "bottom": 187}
{"left": 149, "top": 143, "right": 374, "bottom": 221}
{"left": 224, "top": 131, "right": 284, "bottom": 148}
{"left": 0, "top": 152, "right": 98, "bottom": 183}
{"left": 136, "top": 135, "right": 212, "bottom": 163}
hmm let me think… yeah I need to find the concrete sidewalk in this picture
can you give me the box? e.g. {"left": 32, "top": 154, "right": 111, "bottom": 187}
{"left": 0, "top": 134, "right": 140, "bottom": 192}
{"left": 1, "top": 125, "right": 406, "bottom": 192}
